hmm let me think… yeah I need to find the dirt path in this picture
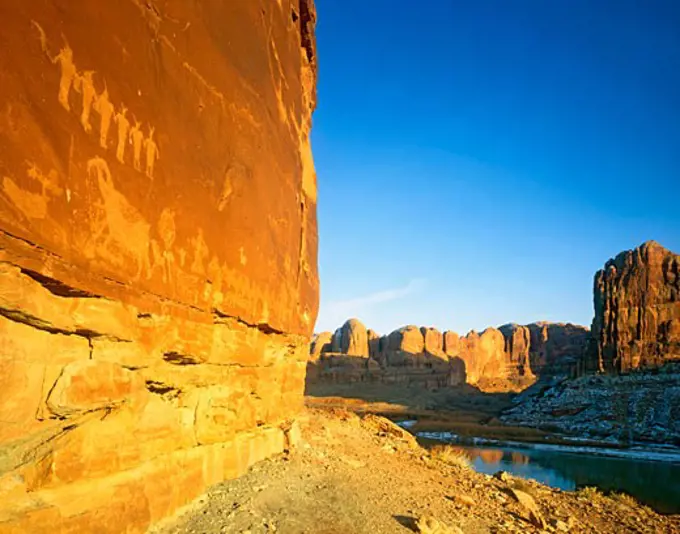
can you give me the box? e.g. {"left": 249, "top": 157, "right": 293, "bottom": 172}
{"left": 151, "top": 409, "right": 680, "bottom": 534}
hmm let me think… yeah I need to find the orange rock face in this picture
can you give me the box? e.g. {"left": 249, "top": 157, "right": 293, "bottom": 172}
{"left": 0, "top": 1, "right": 318, "bottom": 531}
{"left": 456, "top": 328, "right": 510, "bottom": 385}
{"left": 334, "top": 318, "right": 370, "bottom": 357}
{"left": 421, "top": 326, "right": 446, "bottom": 359}
{"left": 591, "top": 241, "right": 680, "bottom": 373}
{"left": 499, "top": 324, "right": 534, "bottom": 379}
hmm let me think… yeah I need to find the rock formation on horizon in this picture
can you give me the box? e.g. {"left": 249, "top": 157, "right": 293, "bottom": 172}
{"left": 309, "top": 320, "right": 465, "bottom": 389}
{"left": 591, "top": 240, "right": 680, "bottom": 373}
{"left": 309, "top": 317, "right": 588, "bottom": 391}
{"left": 0, "top": 1, "right": 319, "bottom": 532}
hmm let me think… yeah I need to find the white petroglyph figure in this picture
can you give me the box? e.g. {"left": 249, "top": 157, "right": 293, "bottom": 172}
{"left": 87, "top": 157, "right": 151, "bottom": 279}
{"left": 144, "top": 126, "right": 160, "bottom": 178}
{"left": 94, "top": 86, "right": 115, "bottom": 149}
{"left": 129, "top": 120, "right": 145, "bottom": 171}
{"left": 75, "top": 70, "right": 96, "bottom": 132}
{"left": 52, "top": 45, "right": 77, "bottom": 111}
{"left": 114, "top": 105, "right": 131, "bottom": 163}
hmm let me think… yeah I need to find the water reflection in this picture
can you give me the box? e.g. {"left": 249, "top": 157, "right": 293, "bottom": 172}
{"left": 444, "top": 444, "right": 680, "bottom": 514}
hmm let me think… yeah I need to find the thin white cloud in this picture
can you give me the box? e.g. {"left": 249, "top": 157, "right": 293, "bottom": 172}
{"left": 316, "top": 278, "right": 427, "bottom": 332}
{"left": 329, "top": 278, "right": 426, "bottom": 314}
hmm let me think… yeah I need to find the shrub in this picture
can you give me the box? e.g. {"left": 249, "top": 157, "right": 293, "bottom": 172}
{"left": 429, "top": 445, "right": 472, "bottom": 469}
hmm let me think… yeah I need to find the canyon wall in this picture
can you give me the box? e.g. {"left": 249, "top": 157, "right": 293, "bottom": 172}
{"left": 0, "top": 1, "right": 318, "bottom": 532}
{"left": 308, "top": 319, "right": 587, "bottom": 391}
{"left": 309, "top": 320, "right": 465, "bottom": 389}
{"left": 504, "top": 242, "right": 680, "bottom": 443}
{"left": 591, "top": 241, "right": 680, "bottom": 373}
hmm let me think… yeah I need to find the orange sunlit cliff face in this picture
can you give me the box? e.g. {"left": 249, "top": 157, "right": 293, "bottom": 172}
{"left": 0, "top": 1, "right": 318, "bottom": 531}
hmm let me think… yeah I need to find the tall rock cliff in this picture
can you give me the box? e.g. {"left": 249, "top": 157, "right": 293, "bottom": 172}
{"left": 0, "top": 1, "right": 318, "bottom": 532}
{"left": 526, "top": 322, "right": 590, "bottom": 377}
{"left": 591, "top": 241, "right": 680, "bottom": 373}
{"left": 499, "top": 324, "right": 534, "bottom": 379}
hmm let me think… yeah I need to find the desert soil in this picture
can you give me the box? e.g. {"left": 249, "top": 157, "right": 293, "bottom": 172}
{"left": 150, "top": 408, "right": 680, "bottom": 534}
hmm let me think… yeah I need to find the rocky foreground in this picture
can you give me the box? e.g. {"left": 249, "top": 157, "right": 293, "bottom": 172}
{"left": 152, "top": 409, "right": 680, "bottom": 534}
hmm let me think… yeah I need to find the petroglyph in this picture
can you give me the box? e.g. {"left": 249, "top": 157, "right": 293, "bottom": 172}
{"left": 35, "top": 26, "right": 162, "bottom": 175}
{"left": 218, "top": 169, "right": 234, "bottom": 212}
{"left": 190, "top": 229, "right": 209, "bottom": 275}
{"left": 1, "top": 160, "right": 67, "bottom": 221}
{"left": 2, "top": 176, "right": 48, "bottom": 219}
{"left": 52, "top": 45, "right": 77, "bottom": 112}
{"left": 114, "top": 106, "right": 131, "bottom": 163}
{"left": 94, "top": 87, "right": 115, "bottom": 148}
{"left": 144, "top": 127, "right": 160, "bottom": 178}
{"left": 129, "top": 120, "right": 145, "bottom": 171}
{"left": 157, "top": 208, "right": 176, "bottom": 284}
{"left": 31, "top": 21, "right": 49, "bottom": 54}
{"left": 87, "top": 157, "right": 151, "bottom": 278}
{"left": 74, "top": 70, "right": 96, "bottom": 132}
{"left": 27, "top": 163, "right": 63, "bottom": 197}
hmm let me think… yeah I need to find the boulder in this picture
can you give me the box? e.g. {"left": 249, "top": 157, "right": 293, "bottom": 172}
{"left": 591, "top": 241, "right": 680, "bottom": 373}
{"left": 509, "top": 488, "right": 546, "bottom": 529}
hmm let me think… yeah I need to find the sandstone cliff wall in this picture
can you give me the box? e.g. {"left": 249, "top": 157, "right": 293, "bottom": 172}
{"left": 591, "top": 241, "right": 680, "bottom": 373}
{"left": 0, "top": 1, "right": 318, "bottom": 532}
{"left": 308, "top": 319, "right": 586, "bottom": 392}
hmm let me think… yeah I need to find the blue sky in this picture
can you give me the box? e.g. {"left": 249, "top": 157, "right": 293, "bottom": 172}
{"left": 311, "top": 0, "right": 680, "bottom": 336}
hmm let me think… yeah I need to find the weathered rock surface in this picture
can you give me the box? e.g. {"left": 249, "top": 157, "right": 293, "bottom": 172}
{"left": 499, "top": 324, "right": 534, "bottom": 379}
{"left": 421, "top": 327, "right": 446, "bottom": 359}
{"left": 310, "top": 331, "right": 333, "bottom": 360}
{"left": 311, "top": 319, "right": 593, "bottom": 391}
{"left": 335, "top": 318, "right": 370, "bottom": 357}
{"left": 367, "top": 328, "right": 382, "bottom": 360}
{"left": 309, "top": 323, "right": 465, "bottom": 389}
{"left": 503, "top": 242, "right": 680, "bottom": 443}
{"left": 386, "top": 325, "right": 426, "bottom": 364}
{"left": 0, "top": 1, "right": 318, "bottom": 532}
{"left": 502, "top": 367, "right": 680, "bottom": 445}
{"left": 455, "top": 328, "right": 510, "bottom": 385}
{"left": 527, "top": 322, "right": 590, "bottom": 378}
{"left": 591, "top": 241, "right": 680, "bottom": 373}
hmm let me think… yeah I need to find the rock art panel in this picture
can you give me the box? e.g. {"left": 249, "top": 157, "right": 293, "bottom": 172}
{"left": 0, "top": 1, "right": 318, "bottom": 532}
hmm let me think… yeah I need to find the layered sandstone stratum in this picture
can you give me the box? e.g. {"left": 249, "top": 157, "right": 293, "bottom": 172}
{"left": 0, "top": 1, "right": 319, "bottom": 532}
{"left": 309, "top": 318, "right": 589, "bottom": 391}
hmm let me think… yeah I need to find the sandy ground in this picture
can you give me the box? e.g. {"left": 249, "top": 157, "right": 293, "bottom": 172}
{"left": 150, "top": 408, "right": 680, "bottom": 534}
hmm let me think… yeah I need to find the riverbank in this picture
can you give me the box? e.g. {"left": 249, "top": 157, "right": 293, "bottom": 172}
{"left": 151, "top": 408, "right": 680, "bottom": 533}
{"left": 501, "top": 371, "right": 680, "bottom": 446}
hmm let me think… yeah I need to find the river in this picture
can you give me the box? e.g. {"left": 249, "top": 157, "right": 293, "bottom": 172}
{"left": 398, "top": 422, "right": 680, "bottom": 514}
